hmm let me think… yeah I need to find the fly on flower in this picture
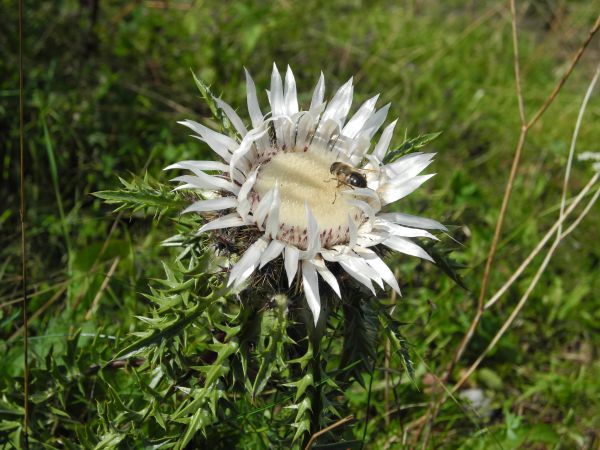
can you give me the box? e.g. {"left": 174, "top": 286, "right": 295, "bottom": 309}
{"left": 166, "top": 64, "right": 446, "bottom": 325}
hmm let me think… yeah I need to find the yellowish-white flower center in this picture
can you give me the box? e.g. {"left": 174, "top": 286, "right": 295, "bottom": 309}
{"left": 253, "top": 149, "right": 364, "bottom": 247}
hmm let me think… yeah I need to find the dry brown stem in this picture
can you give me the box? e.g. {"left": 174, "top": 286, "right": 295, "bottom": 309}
{"left": 303, "top": 415, "right": 354, "bottom": 450}
{"left": 418, "top": 5, "right": 600, "bottom": 447}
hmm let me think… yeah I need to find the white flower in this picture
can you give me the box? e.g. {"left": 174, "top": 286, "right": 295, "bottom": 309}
{"left": 166, "top": 64, "right": 446, "bottom": 324}
{"left": 578, "top": 152, "right": 600, "bottom": 172}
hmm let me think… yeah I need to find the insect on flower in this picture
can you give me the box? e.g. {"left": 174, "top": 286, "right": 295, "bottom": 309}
{"left": 166, "top": 64, "right": 446, "bottom": 325}
{"left": 329, "top": 161, "right": 368, "bottom": 189}
{"left": 328, "top": 161, "right": 370, "bottom": 204}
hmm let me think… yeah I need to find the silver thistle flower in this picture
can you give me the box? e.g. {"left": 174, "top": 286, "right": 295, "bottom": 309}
{"left": 167, "top": 64, "right": 445, "bottom": 324}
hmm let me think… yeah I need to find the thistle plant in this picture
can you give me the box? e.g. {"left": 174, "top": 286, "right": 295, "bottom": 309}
{"left": 97, "top": 65, "right": 452, "bottom": 448}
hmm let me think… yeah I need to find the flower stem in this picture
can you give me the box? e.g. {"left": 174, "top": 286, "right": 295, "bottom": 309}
{"left": 303, "top": 319, "right": 324, "bottom": 449}
{"left": 310, "top": 338, "right": 323, "bottom": 438}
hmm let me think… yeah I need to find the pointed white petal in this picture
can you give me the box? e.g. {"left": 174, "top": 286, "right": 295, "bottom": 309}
{"left": 353, "top": 247, "right": 401, "bottom": 295}
{"left": 383, "top": 236, "right": 433, "bottom": 262}
{"left": 373, "top": 119, "right": 398, "bottom": 161}
{"left": 245, "top": 68, "right": 263, "bottom": 128}
{"left": 322, "top": 77, "right": 353, "bottom": 125}
{"left": 272, "top": 116, "right": 290, "bottom": 149}
{"left": 215, "top": 98, "right": 247, "bottom": 137}
{"left": 310, "top": 72, "right": 325, "bottom": 112}
{"left": 374, "top": 219, "right": 437, "bottom": 239}
{"left": 164, "top": 160, "right": 230, "bottom": 173}
{"left": 270, "top": 63, "right": 284, "bottom": 117}
{"left": 228, "top": 154, "right": 250, "bottom": 185}
{"left": 312, "top": 258, "right": 341, "bottom": 298}
{"left": 259, "top": 239, "right": 285, "bottom": 268}
{"left": 294, "top": 112, "right": 318, "bottom": 149}
{"left": 170, "top": 160, "right": 239, "bottom": 187}
{"left": 236, "top": 168, "right": 258, "bottom": 220}
{"left": 343, "top": 254, "right": 383, "bottom": 288}
{"left": 198, "top": 212, "right": 245, "bottom": 233}
{"left": 280, "top": 114, "right": 295, "bottom": 149}
{"left": 254, "top": 189, "right": 274, "bottom": 229}
{"left": 301, "top": 205, "right": 320, "bottom": 260}
{"left": 284, "top": 65, "right": 299, "bottom": 115}
{"left": 309, "top": 101, "right": 327, "bottom": 119}
{"left": 172, "top": 183, "right": 197, "bottom": 191}
{"left": 377, "top": 212, "right": 447, "bottom": 231}
{"left": 319, "top": 248, "right": 342, "bottom": 262}
{"left": 386, "top": 152, "right": 435, "bottom": 179}
{"left": 356, "top": 231, "right": 388, "bottom": 248}
{"left": 284, "top": 245, "right": 300, "bottom": 287}
{"left": 342, "top": 94, "right": 379, "bottom": 138}
{"left": 265, "top": 183, "right": 281, "bottom": 239}
{"left": 170, "top": 163, "right": 226, "bottom": 181}
{"left": 362, "top": 103, "right": 390, "bottom": 139}
{"left": 302, "top": 260, "right": 321, "bottom": 326}
{"left": 228, "top": 237, "right": 268, "bottom": 288}
{"left": 312, "top": 119, "right": 341, "bottom": 152}
{"left": 189, "top": 135, "right": 232, "bottom": 163}
{"left": 345, "top": 199, "right": 376, "bottom": 223}
{"left": 171, "top": 174, "right": 239, "bottom": 194}
{"left": 338, "top": 257, "right": 375, "bottom": 294}
{"left": 380, "top": 174, "right": 435, "bottom": 205}
{"left": 229, "top": 128, "right": 266, "bottom": 183}
{"left": 341, "top": 187, "right": 381, "bottom": 211}
{"left": 179, "top": 119, "right": 236, "bottom": 160}
{"left": 183, "top": 197, "right": 238, "bottom": 213}
{"left": 348, "top": 215, "right": 358, "bottom": 249}
{"left": 347, "top": 140, "right": 371, "bottom": 165}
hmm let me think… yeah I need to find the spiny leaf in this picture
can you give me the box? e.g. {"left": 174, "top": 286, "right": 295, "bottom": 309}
{"left": 195, "top": 341, "right": 238, "bottom": 387}
{"left": 94, "top": 173, "right": 188, "bottom": 219}
{"left": 177, "top": 407, "right": 213, "bottom": 450}
{"left": 383, "top": 131, "right": 442, "bottom": 164}
{"left": 191, "top": 71, "right": 238, "bottom": 138}
{"left": 288, "top": 397, "right": 313, "bottom": 443}
{"left": 338, "top": 301, "right": 378, "bottom": 387}
{"left": 252, "top": 301, "right": 289, "bottom": 398}
{"left": 284, "top": 373, "right": 314, "bottom": 403}
{"left": 93, "top": 431, "right": 125, "bottom": 450}
{"left": 423, "top": 236, "right": 469, "bottom": 291}
{"left": 173, "top": 384, "right": 227, "bottom": 421}
{"left": 111, "top": 297, "right": 216, "bottom": 361}
{"left": 286, "top": 344, "right": 313, "bottom": 371}
{"left": 377, "top": 309, "right": 415, "bottom": 382}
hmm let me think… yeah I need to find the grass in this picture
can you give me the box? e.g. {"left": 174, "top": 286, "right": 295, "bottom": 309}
{"left": 2, "top": 0, "right": 600, "bottom": 448}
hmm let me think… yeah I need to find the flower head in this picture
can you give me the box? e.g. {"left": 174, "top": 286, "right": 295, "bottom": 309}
{"left": 167, "top": 65, "right": 445, "bottom": 324}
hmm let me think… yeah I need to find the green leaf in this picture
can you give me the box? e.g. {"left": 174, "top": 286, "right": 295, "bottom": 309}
{"left": 111, "top": 296, "right": 216, "bottom": 360}
{"left": 93, "top": 431, "right": 125, "bottom": 450}
{"left": 48, "top": 406, "right": 71, "bottom": 419}
{"left": 377, "top": 308, "right": 415, "bottom": 382}
{"left": 252, "top": 302, "right": 289, "bottom": 398}
{"left": 425, "top": 239, "right": 469, "bottom": 291}
{"left": 289, "top": 397, "right": 313, "bottom": 443}
{"left": 191, "top": 71, "right": 238, "bottom": 138}
{"left": 338, "top": 301, "right": 378, "bottom": 387}
{"left": 284, "top": 373, "right": 315, "bottom": 403}
{"left": 177, "top": 407, "right": 213, "bottom": 450}
{"left": 383, "top": 131, "right": 442, "bottom": 164}
{"left": 94, "top": 173, "right": 189, "bottom": 219}
{"left": 195, "top": 342, "right": 238, "bottom": 387}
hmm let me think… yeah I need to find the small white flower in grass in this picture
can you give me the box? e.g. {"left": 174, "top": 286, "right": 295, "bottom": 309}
{"left": 578, "top": 152, "right": 600, "bottom": 172}
{"left": 167, "top": 65, "right": 446, "bottom": 325}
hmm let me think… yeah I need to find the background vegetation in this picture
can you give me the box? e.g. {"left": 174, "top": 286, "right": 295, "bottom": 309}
{"left": 2, "top": 0, "right": 600, "bottom": 448}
